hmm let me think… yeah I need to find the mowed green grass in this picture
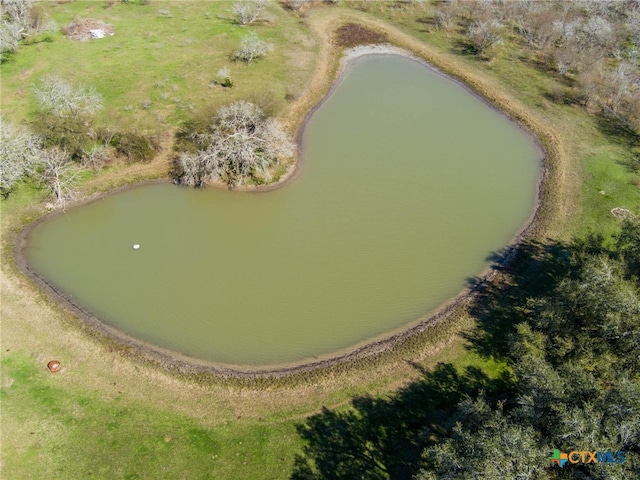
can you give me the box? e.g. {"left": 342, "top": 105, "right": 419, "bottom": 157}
{"left": 1, "top": 353, "right": 300, "bottom": 480}
{"left": 1, "top": 0, "right": 316, "bottom": 130}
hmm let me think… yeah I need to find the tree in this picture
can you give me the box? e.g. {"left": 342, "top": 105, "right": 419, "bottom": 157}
{"left": 33, "top": 75, "right": 103, "bottom": 118}
{"left": 176, "top": 100, "right": 295, "bottom": 187}
{"left": 234, "top": 32, "right": 273, "bottom": 63}
{"left": 1, "top": 0, "right": 57, "bottom": 61}
{"left": 33, "top": 147, "right": 84, "bottom": 209}
{"left": 418, "top": 397, "right": 547, "bottom": 480}
{"left": 31, "top": 111, "right": 93, "bottom": 160}
{"left": 283, "top": 0, "right": 311, "bottom": 12}
{"left": 578, "top": 60, "right": 640, "bottom": 134}
{"left": 0, "top": 0, "right": 32, "bottom": 60}
{"left": 0, "top": 17, "right": 21, "bottom": 60}
{"left": 616, "top": 220, "right": 640, "bottom": 281}
{"left": 232, "top": 0, "right": 268, "bottom": 25}
{"left": 2, "top": 0, "right": 33, "bottom": 23}
{"left": 0, "top": 116, "right": 41, "bottom": 196}
{"left": 466, "top": 19, "right": 503, "bottom": 56}
{"left": 213, "top": 67, "right": 233, "bottom": 87}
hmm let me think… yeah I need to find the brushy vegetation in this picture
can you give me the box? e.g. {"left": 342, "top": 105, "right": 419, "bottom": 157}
{"left": 350, "top": 0, "right": 640, "bottom": 137}
{"left": 174, "top": 100, "right": 294, "bottom": 187}
{"left": 335, "top": 22, "right": 387, "bottom": 48}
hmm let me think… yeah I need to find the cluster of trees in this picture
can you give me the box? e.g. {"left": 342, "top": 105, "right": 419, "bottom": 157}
{"left": 1, "top": 116, "right": 83, "bottom": 209}
{"left": 0, "top": 0, "right": 57, "bottom": 61}
{"left": 292, "top": 220, "right": 640, "bottom": 479}
{"left": 2, "top": 74, "right": 158, "bottom": 207}
{"left": 429, "top": 0, "right": 640, "bottom": 134}
{"left": 174, "top": 100, "right": 295, "bottom": 188}
{"left": 0, "top": 74, "right": 106, "bottom": 206}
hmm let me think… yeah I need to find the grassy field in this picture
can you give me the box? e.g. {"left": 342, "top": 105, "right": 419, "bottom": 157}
{"left": 1, "top": 0, "right": 317, "bottom": 130}
{"left": 2, "top": 1, "right": 640, "bottom": 479}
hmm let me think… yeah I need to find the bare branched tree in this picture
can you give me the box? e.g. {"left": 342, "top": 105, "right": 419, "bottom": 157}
{"left": 177, "top": 101, "right": 295, "bottom": 187}
{"left": 33, "top": 75, "right": 103, "bottom": 118}
{"left": 466, "top": 20, "right": 503, "bottom": 56}
{"left": 232, "top": 0, "right": 268, "bottom": 25}
{"left": 81, "top": 144, "right": 110, "bottom": 172}
{"left": 0, "top": 0, "right": 31, "bottom": 60}
{"left": 0, "top": 18, "right": 22, "bottom": 59}
{"left": 1, "top": 0, "right": 57, "bottom": 60}
{"left": 0, "top": 116, "right": 41, "bottom": 196}
{"left": 1, "top": 0, "right": 33, "bottom": 28}
{"left": 234, "top": 32, "right": 273, "bottom": 63}
{"left": 434, "top": 8, "right": 456, "bottom": 32}
{"left": 33, "top": 147, "right": 84, "bottom": 209}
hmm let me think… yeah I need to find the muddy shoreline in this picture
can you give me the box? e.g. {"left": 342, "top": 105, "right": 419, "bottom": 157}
{"left": 13, "top": 30, "right": 552, "bottom": 379}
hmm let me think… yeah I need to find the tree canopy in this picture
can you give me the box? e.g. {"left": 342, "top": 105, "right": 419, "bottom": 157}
{"left": 176, "top": 100, "right": 295, "bottom": 187}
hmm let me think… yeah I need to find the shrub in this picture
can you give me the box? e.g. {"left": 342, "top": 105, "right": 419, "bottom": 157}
{"left": 234, "top": 32, "right": 273, "bottom": 63}
{"left": 175, "top": 101, "right": 295, "bottom": 187}
{"left": 31, "top": 112, "right": 92, "bottom": 160}
{"left": 112, "top": 132, "right": 158, "bottom": 162}
{"left": 213, "top": 67, "right": 233, "bottom": 87}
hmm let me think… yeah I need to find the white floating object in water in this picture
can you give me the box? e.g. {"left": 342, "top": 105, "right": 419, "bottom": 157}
{"left": 133, "top": 244, "right": 140, "bottom": 250}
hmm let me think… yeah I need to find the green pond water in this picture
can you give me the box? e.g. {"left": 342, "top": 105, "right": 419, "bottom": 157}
{"left": 25, "top": 54, "right": 541, "bottom": 366}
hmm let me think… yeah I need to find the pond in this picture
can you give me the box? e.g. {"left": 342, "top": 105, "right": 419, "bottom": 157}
{"left": 25, "top": 54, "right": 541, "bottom": 367}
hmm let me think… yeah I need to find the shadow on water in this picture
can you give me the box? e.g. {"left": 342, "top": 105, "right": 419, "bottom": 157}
{"left": 289, "top": 240, "right": 581, "bottom": 479}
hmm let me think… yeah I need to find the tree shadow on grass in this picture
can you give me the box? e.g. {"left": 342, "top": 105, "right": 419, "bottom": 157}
{"left": 290, "top": 240, "right": 584, "bottom": 479}
{"left": 291, "top": 363, "right": 515, "bottom": 480}
{"left": 595, "top": 115, "right": 640, "bottom": 173}
{"left": 462, "top": 240, "right": 572, "bottom": 362}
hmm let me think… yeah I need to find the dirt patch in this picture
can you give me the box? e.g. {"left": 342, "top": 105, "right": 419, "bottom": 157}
{"left": 63, "top": 18, "right": 114, "bottom": 42}
{"left": 335, "top": 23, "right": 387, "bottom": 48}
